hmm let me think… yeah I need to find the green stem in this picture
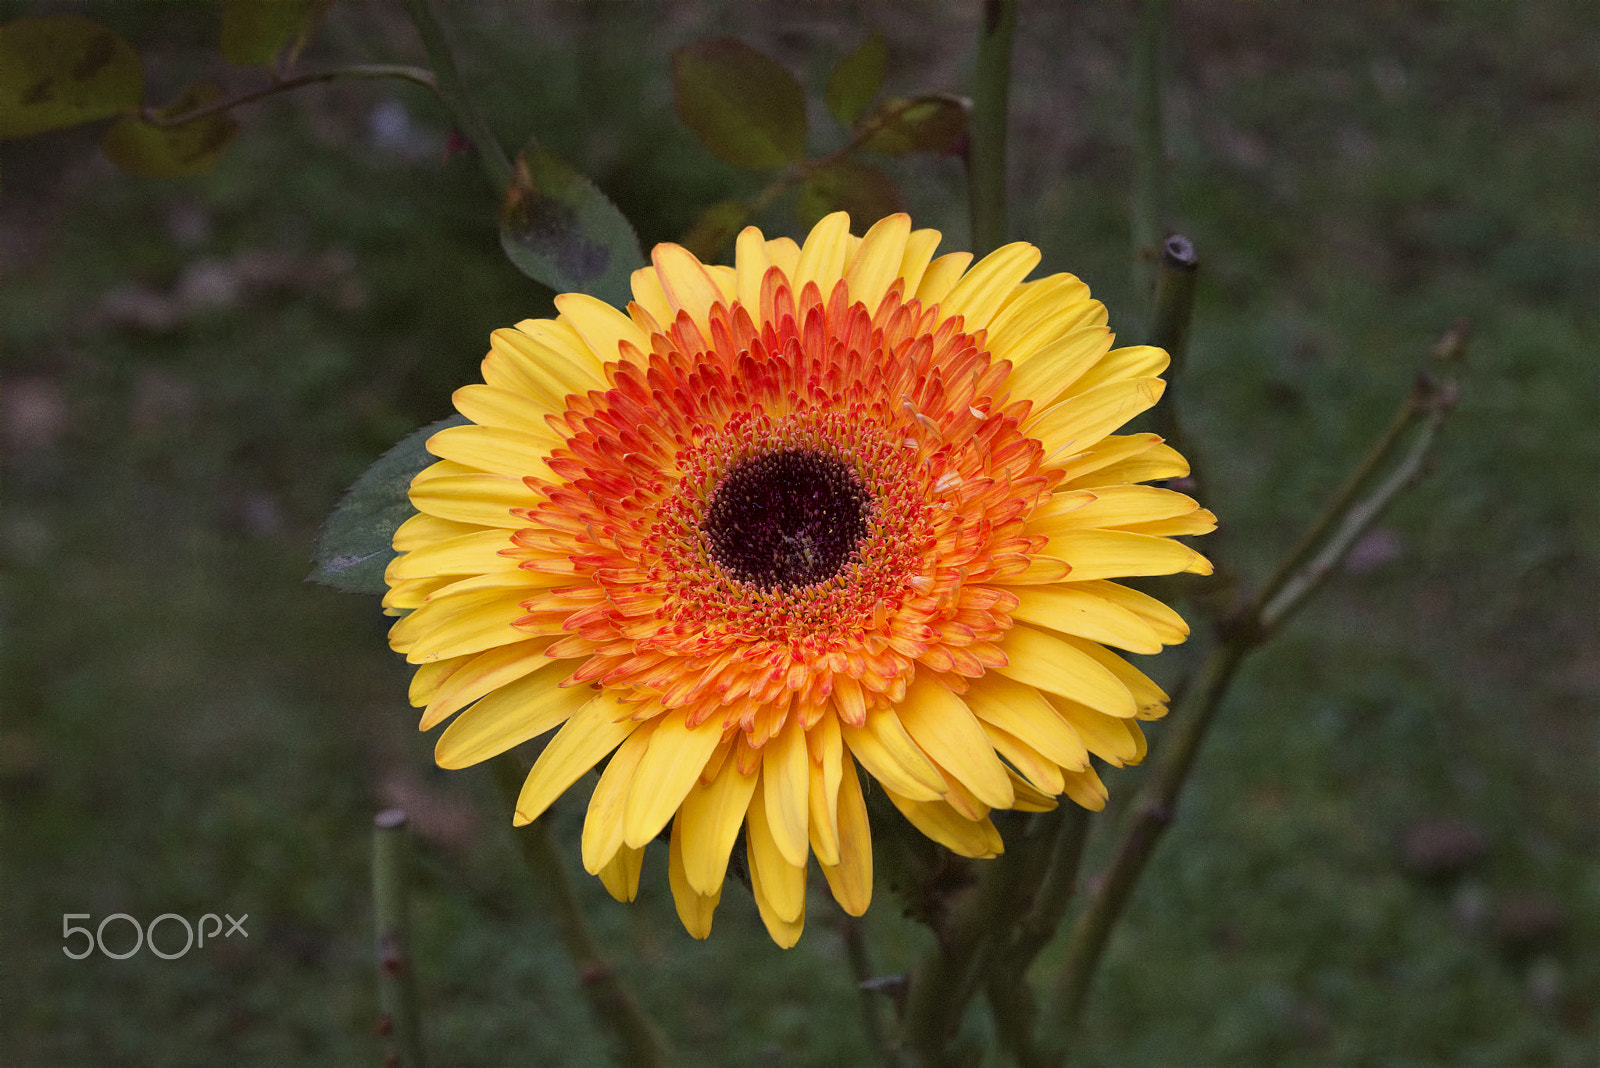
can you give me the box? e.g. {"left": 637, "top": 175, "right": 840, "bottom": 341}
{"left": 491, "top": 759, "right": 668, "bottom": 1068}
{"left": 1131, "top": 0, "right": 1169, "bottom": 309}
{"left": 968, "top": 0, "right": 1018, "bottom": 257}
{"left": 139, "top": 64, "right": 440, "bottom": 127}
{"left": 399, "top": 0, "right": 513, "bottom": 190}
{"left": 1147, "top": 235, "right": 1201, "bottom": 477}
{"left": 838, "top": 911, "right": 906, "bottom": 1068}
{"left": 373, "top": 810, "right": 428, "bottom": 1068}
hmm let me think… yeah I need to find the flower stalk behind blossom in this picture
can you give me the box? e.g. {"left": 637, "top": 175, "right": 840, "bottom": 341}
{"left": 383, "top": 212, "right": 1213, "bottom": 946}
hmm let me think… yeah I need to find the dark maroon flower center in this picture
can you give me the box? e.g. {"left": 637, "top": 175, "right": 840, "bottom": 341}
{"left": 701, "top": 449, "right": 870, "bottom": 590}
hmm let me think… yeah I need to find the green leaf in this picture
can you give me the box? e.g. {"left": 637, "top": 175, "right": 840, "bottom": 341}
{"left": 862, "top": 95, "right": 968, "bottom": 157}
{"left": 500, "top": 138, "right": 645, "bottom": 307}
{"left": 796, "top": 159, "right": 902, "bottom": 233}
{"left": 825, "top": 32, "right": 888, "bottom": 128}
{"left": 0, "top": 15, "right": 143, "bottom": 140}
{"left": 310, "top": 415, "right": 468, "bottom": 594}
{"left": 672, "top": 38, "right": 807, "bottom": 171}
{"left": 102, "top": 80, "right": 239, "bottom": 177}
{"left": 681, "top": 199, "right": 750, "bottom": 264}
{"left": 220, "top": 0, "right": 331, "bottom": 69}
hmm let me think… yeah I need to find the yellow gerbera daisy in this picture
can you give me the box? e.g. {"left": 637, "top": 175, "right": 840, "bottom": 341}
{"left": 384, "top": 212, "right": 1213, "bottom": 947}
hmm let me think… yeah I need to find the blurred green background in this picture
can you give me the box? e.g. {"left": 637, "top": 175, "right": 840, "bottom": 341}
{"left": 2, "top": 1, "right": 1594, "bottom": 1065}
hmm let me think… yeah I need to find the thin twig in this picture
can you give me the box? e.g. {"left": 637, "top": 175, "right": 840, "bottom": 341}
{"left": 968, "top": 0, "right": 1018, "bottom": 257}
{"left": 399, "top": 0, "right": 513, "bottom": 190}
{"left": 373, "top": 810, "right": 428, "bottom": 1068}
{"left": 492, "top": 759, "right": 669, "bottom": 1068}
{"left": 138, "top": 64, "right": 439, "bottom": 127}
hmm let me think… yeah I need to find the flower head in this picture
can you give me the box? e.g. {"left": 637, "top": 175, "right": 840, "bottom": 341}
{"left": 385, "top": 213, "right": 1213, "bottom": 945}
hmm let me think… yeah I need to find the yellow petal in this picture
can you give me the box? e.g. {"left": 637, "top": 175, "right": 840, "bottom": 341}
{"left": 762, "top": 712, "right": 811, "bottom": 868}
{"left": 794, "top": 210, "right": 851, "bottom": 295}
{"left": 1123, "top": 509, "right": 1218, "bottom": 537}
{"left": 940, "top": 241, "right": 1041, "bottom": 332}
{"left": 747, "top": 781, "right": 807, "bottom": 924}
{"left": 421, "top": 567, "right": 561, "bottom": 602}
{"left": 916, "top": 251, "right": 973, "bottom": 307}
{"left": 391, "top": 587, "right": 532, "bottom": 664}
{"left": 734, "top": 226, "right": 772, "bottom": 310}
{"left": 383, "top": 575, "right": 450, "bottom": 613}
{"left": 840, "top": 709, "right": 948, "bottom": 801}
{"left": 1001, "top": 325, "right": 1113, "bottom": 409}
{"left": 805, "top": 711, "right": 844, "bottom": 868}
{"left": 514, "top": 690, "right": 638, "bottom": 825}
{"left": 622, "top": 711, "right": 726, "bottom": 849}
{"left": 409, "top": 653, "right": 468, "bottom": 707}
{"left": 677, "top": 743, "right": 759, "bottom": 897}
{"left": 843, "top": 212, "right": 912, "bottom": 313}
{"left": 426, "top": 424, "right": 557, "bottom": 480}
{"left": 1032, "top": 485, "right": 1199, "bottom": 532}
{"left": 1050, "top": 697, "right": 1144, "bottom": 765}
{"left": 451, "top": 383, "right": 559, "bottom": 433}
{"left": 581, "top": 720, "right": 658, "bottom": 874}
{"left": 1065, "top": 441, "right": 1191, "bottom": 487}
{"left": 596, "top": 843, "right": 645, "bottom": 903}
{"left": 434, "top": 658, "right": 590, "bottom": 769}
{"left": 765, "top": 236, "right": 801, "bottom": 281}
{"left": 1009, "top": 584, "right": 1165, "bottom": 654}
{"left": 1071, "top": 580, "right": 1191, "bottom": 645}
{"left": 897, "top": 674, "right": 1014, "bottom": 809}
{"left": 1056, "top": 633, "right": 1170, "bottom": 714}
{"left": 985, "top": 274, "right": 1096, "bottom": 359}
{"left": 419, "top": 638, "right": 553, "bottom": 730}
{"left": 485, "top": 328, "right": 577, "bottom": 408}
{"left": 387, "top": 528, "right": 518, "bottom": 580}
{"left": 668, "top": 816, "right": 721, "bottom": 939}
{"left": 1053, "top": 433, "right": 1169, "bottom": 484}
{"left": 1067, "top": 344, "right": 1171, "bottom": 394}
{"left": 993, "top": 624, "right": 1137, "bottom": 719}
{"left": 1027, "top": 377, "right": 1167, "bottom": 455}
{"left": 554, "top": 291, "right": 650, "bottom": 366}
{"left": 394, "top": 513, "right": 478, "bottom": 551}
{"left": 505, "top": 319, "right": 607, "bottom": 393}
{"left": 1006, "top": 768, "right": 1059, "bottom": 812}
{"left": 629, "top": 264, "right": 675, "bottom": 329}
{"left": 1046, "top": 529, "right": 1204, "bottom": 581}
{"left": 653, "top": 241, "right": 723, "bottom": 336}
{"left": 1062, "top": 765, "right": 1108, "bottom": 811}
{"left": 962, "top": 672, "right": 1090, "bottom": 772}
{"left": 982, "top": 722, "right": 1066, "bottom": 794}
{"left": 896, "top": 228, "right": 942, "bottom": 297}
{"left": 408, "top": 474, "right": 541, "bottom": 527}
{"left": 884, "top": 790, "right": 1002, "bottom": 858}
{"left": 748, "top": 848, "right": 805, "bottom": 949}
{"left": 818, "top": 754, "right": 873, "bottom": 916}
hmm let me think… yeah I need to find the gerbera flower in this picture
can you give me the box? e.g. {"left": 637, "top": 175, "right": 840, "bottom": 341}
{"left": 384, "top": 212, "right": 1213, "bottom": 946}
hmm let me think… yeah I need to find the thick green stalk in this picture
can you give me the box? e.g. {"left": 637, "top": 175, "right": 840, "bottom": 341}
{"left": 491, "top": 759, "right": 668, "bottom": 1068}
{"left": 968, "top": 0, "right": 1018, "bottom": 257}
{"left": 1147, "top": 235, "right": 1201, "bottom": 473}
{"left": 373, "top": 810, "right": 428, "bottom": 1068}
{"left": 399, "top": 0, "right": 513, "bottom": 191}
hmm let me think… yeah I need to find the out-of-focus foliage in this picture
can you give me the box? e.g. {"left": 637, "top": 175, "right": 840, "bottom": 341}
{"left": 0, "top": 15, "right": 142, "bottom": 139}
{"left": 672, "top": 37, "right": 808, "bottom": 171}
{"left": 101, "top": 79, "right": 238, "bottom": 177}
{"left": 499, "top": 138, "right": 645, "bottom": 307}
{"left": 219, "top": 0, "right": 330, "bottom": 69}
{"left": 825, "top": 32, "right": 888, "bottom": 128}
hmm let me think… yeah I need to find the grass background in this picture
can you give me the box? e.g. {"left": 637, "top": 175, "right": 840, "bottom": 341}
{"left": 2, "top": 1, "right": 1594, "bottom": 1065}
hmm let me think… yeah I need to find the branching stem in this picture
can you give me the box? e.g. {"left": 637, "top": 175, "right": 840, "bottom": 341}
{"left": 138, "top": 64, "right": 439, "bottom": 127}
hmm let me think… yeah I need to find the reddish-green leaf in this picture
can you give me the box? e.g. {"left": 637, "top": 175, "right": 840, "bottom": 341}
{"left": 102, "top": 80, "right": 238, "bottom": 177}
{"left": 673, "top": 38, "right": 807, "bottom": 171}
{"left": 796, "top": 159, "right": 902, "bottom": 233}
{"left": 500, "top": 138, "right": 645, "bottom": 307}
{"left": 682, "top": 200, "right": 750, "bottom": 264}
{"left": 220, "top": 0, "right": 331, "bottom": 69}
{"left": 0, "top": 15, "right": 142, "bottom": 140}
{"left": 825, "top": 32, "right": 888, "bottom": 128}
{"left": 862, "top": 95, "right": 968, "bottom": 156}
